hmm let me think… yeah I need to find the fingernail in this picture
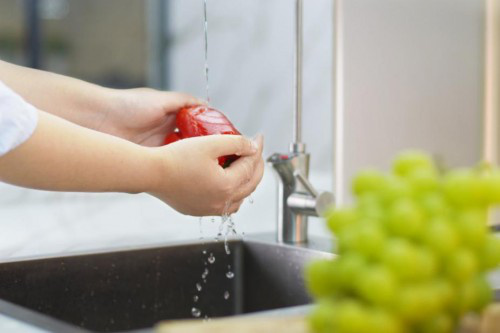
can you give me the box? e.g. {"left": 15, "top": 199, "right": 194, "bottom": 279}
{"left": 251, "top": 139, "right": 259, "bottom": 152}
{"left": 252, "top": 133, "right": 264, "bottom": 147}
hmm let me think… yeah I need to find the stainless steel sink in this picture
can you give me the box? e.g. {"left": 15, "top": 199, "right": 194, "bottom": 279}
{"left": 0, "top": 234, "right": 333, "bottom": 333}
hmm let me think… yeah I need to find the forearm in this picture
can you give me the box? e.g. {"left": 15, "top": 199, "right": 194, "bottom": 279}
{"left": 0, "top": 110, "right": 158, "bottom": 193}
{"left": 0, "top": 60, "right": 117, "bottom": 130}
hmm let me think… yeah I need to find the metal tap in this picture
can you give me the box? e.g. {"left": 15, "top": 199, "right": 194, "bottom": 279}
{"left": 268, "top": 0, "right": 334, "bottom": 244}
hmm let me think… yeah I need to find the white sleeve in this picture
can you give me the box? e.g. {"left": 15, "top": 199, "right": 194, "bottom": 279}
{"left": 0, "top": 80, "right": 38, "bottom": 157}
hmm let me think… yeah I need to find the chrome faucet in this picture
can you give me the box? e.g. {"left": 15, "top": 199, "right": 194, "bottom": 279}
{"left": 267, "top": 0, "right": 334, "bottom": 244}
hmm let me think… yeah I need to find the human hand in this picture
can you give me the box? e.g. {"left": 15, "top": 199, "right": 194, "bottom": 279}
{"left": 101, "top": 88, "right": 204, "bottom": 146}
{"left": 148, "top": 134, "right": 264, "bottom": 216}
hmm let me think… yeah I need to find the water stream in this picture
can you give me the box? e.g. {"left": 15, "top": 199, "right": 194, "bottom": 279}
{"left": 189, "top": 0, "right": 255, "bottom": 319}
{"left": 203, "top": 0, "right": 210, "bottom": 103}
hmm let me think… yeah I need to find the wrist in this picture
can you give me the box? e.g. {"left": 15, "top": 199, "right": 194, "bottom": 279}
{"left": 140, "top": 147, "right": 171, "bottom": 197}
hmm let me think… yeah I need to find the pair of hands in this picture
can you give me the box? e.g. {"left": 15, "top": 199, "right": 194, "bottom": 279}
{"left": 100, "top": 88, "right": 264, "bottom": 216}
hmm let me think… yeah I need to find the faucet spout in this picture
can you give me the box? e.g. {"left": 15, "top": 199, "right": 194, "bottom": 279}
{"left": 267, "top": 0, "right": 334, "bottom": 244}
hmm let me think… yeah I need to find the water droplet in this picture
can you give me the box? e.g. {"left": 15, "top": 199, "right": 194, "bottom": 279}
{"left": 208, "top": 253, "right": 215, "bottom": 264}
{"left": 201, "top": 268, "right": 209, "bottom": 279}
{"left": 249, "top": 196, "right": 254, "bottom": 204}
{"left": 226, "top": 271, "right": 234, "bottom": 279}
{"left": 224, "top": 291, "right": 230, "bottom": 299}
{"left": 224, "top": 243, "right": 231, "bottom": 255}
{"left": 196, "top": 283, "right": 202, "bottom": 291}
{"left": 202, "top": 250, "right": 207, "bottom": 255}
{"left": 193, "top": 295, "right": 199, "bottom": 302}
{"left": 191, "top": 307, "right": 201, "bottom": 318}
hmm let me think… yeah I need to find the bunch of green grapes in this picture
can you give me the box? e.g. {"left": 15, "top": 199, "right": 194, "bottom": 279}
{"left": 306, "top": 151, "right": 500, "bottom": 333}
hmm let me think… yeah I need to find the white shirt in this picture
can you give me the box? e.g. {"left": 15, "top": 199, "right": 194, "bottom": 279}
{"left": 0, "top": 80, "right": 38, "bottom": 156}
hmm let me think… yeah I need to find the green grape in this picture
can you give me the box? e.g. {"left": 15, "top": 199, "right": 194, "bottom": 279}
{"left": 445, "top": 249, "right": 478, "bottom": 283}
{"left": 455, "top": 209, "right": 488, "bottom": 248}
{"left": 381, "top": 238, "right": 418, "bottom": 281}
{"left": 421, "top": 217, "right": 459, "bottom": 257}
{"left": 369, "top": 308, "right": 404, "bottom": 333}
{"left": 335, "top": 253, "right": 367, "bottom": 291}
{"left": 309, "top": 300, "right": 337, "bottom": 333}
{"left": 352, "top": 169, "right": 386, "bottom": 196}
{"left": 430, "top": 279, "right": 455, "bottom": 310}
{"left": 479, "top": 234, "right": 500, "bottom": 270}
{"left": 306, "top": 260, "right": 339, "bottom": 298}
{"left": 396, "top": 284, "right": 441, "bottom": 322}
{"left": 327, "top": 207, "right": 358, "bottom": 234}
{"left": 338, "top": 220, "right": 386, "bottom": 259}
{"left": 471, "top": 275, "right": 493, "bottom": 312}
{"left": 392, "top": 150, "right": 436, "bottom": 177}
{"left": 454, "top": 280, "right": 480, "bottom": 316}
{"left": 406, "top": 168, "right": 439, "bottom": 195}
{"left": 412, "top": 247, "right": 438, "bottom": 280}
{"left": 485, "top": 170, "right": 500, "bottom": 204}
{"left": 386, "top": 198, "right": 424, "bottom": 239}
{"left": 355, "top": 265, "right": 398, "bottom": 306}
{"left": 416, "top": 313, "right": 454, "bottom": 333}
{"left": 419, "top": 192, "right": 450, "bottom": 217}
{"left": 443, "top": 169, "right": 487, "bottom": 207}
{"left": 356, "top": 193, "right": 385, "bottom": 221}
{"left": 379, "top": 175, "right": 411, "bottom": 205}
{"left": 335, "top": 300, "right": 371, "bottom": 333}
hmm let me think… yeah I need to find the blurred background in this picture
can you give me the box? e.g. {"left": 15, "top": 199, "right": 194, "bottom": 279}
{"left": 0, "top": 0, "right": 485, "bottom": 258}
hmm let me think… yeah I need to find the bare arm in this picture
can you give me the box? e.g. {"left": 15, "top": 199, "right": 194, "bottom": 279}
{"left": 0, "top": 60, "right": 203, "bottom": 146}
{"left": 0, "top": 60, "right": 114, "bottom": 131}
{"left": 0, "top": 110, "right": 156, "bottom": 193}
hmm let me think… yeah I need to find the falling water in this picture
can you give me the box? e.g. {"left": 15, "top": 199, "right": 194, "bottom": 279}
{"left": 203, "top": 0, "right": 210, "bottom": 102}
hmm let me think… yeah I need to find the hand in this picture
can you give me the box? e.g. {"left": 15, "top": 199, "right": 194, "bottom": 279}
{"left": 100, "top": 88, "right": 204, "bottom": 147}
{"left": 148, "top": 134, "right": 264, "bottom": 216}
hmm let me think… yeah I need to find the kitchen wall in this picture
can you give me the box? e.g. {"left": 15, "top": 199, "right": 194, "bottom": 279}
{"left": 0, "top": 0, "right": 485, "bottom": 258}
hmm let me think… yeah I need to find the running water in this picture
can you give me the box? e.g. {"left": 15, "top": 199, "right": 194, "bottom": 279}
{"left": 203, "top": 0, "right": 210, "bottom": 103}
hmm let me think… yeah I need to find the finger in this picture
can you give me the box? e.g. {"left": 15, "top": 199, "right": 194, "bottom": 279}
{"left": 231, "top": 157, "right": 264, "bottom": 202}
{"left": 226, "top": 199, "right": 244, "bottom": 215}
{"left": 164, "top": 92, "right": 205, "bottom": 110}
{"left": 224, "top": 134, "right": 263, "bottom": 185}
{"left": 203, "top": 135, "right": 258, "bottom": 158}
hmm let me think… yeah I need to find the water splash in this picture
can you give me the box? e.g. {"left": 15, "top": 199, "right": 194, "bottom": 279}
{"left": 207, "top": 253, "right": 215, "bottom": 264}
{"left": 191, "top": 307, "right": 201, "bottom": 318}
{"left": 201, "top": 268, "right": 209, "bottom": 279}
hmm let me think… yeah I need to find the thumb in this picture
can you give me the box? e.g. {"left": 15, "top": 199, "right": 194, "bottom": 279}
{"left": 163, "top": 92, "right": 206, "bottom": 111}
{"left": 202, "top": 135, "right": 258, "bottom": 158}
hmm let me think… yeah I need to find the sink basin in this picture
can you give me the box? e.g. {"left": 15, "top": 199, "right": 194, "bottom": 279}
{"left": 0, "top": 235, "right": 332, "bottom": 332}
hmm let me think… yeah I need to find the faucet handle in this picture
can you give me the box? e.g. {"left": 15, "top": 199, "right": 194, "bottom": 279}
{"left": 288, "top": 171, "right": 335, "bottom": 217}
{"left": 293, "top": 170, "right": 319, "bottom": 197}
